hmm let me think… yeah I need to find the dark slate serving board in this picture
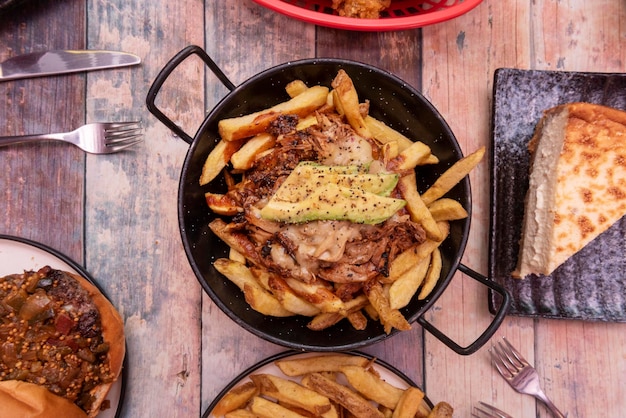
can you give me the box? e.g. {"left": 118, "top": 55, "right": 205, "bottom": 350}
{"left": 489, "top": 68, "right": 626, "bottom": 322}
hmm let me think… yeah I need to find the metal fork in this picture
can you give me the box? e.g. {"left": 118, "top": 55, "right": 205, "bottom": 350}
{"left": 491, "top": 337, "right": 566, "bottom": 418}
{"left": 472, "top": 401, "right": 515, "bottom": 418}
{"left": 0, "top": 121, "right": 143, "bottom": 154}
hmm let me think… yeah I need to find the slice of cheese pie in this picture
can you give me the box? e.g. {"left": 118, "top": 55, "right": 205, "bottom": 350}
{"left": 514, "top": 102, "right": 626, "bottom": 279}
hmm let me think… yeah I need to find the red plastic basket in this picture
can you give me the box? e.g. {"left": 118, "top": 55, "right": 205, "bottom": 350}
{"left": 253, "top": 0, "right": 483, "bottom": 31}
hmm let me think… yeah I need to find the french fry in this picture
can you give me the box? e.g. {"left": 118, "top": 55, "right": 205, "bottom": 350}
{"left": 230, "top": 133, "right": 276, "bottom": 171}
{"left": 388, "top": 253, "right": 431, "bottom": 309}
{"left": 418, "top": 247, "right": 442, "bottom": 300}
{"left": 213, "top": 258, "right": 294, "bottom": 317}
{"left": 275, "top": 355, "right": 370, "bottom": 377}
{"left": 224, "top": 409, "right": 258, "bottom": 418}
{"left": 397, "top": 173, "right": 442, "bottom": 241}
{"left": 307, "top": 295, "right": 369, "bottom": 331}
{"left": 331, "top": 69, "right": 372, "bottom": 139}
{"left": 339, "top": 365, "right": 404, "bottom": 409}
{"left": 283, "top": 277, "right": 345, "bottom": 314}
{"left": 253, "top": 269, "right": 321, "bottom": 317}
{"left": 364, "top": 115, "right": 438, "bottom": 164}
{"left": 391, "top": 387, "right": 425, "bottom": 418}
{"left": 205, "top": 192, "right": 242, "bottom": 216}
{"left": 427, "top": 198, "right": 468, "bottom": 221}
{"left": 249, "top": 396, "right": 309, "bottom": 418}
{"left": 387, "top": 141, "right": 434, "bottom": 171}
{"left": 218, "top": 85, "right": 329, "bottom": 142}
{"left": 250, "top": 374, "right": 337, "bottom": 418}
{"left": 199, "top": 138, "right": 246, "bottom": 185}
{"left": 421, "top": 146, "right": 485, "bottom": 205}
{"left": 426, "top": 402, "right": 454, "bottom": 418}
{"left": 364, "top": 280, "right": 411, "bottom": 334}
{"left": 213, "top": 381, "right": 258, "bottom": 416}
{"left": 301, "top": 373, "right": 384, "bottom": 418}
{"left": 209, "top": 219, "right": 262, "bottom": 266}
{"left": 285, "top": 80, "right": 309, "bottom": 98}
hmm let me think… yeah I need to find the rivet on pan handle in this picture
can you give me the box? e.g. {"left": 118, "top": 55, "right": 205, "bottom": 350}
{"left": 417, "top": 264, "right": 511, "bottom": 355}
{"left": 146, "top": 45, "right": 235, "bottom": 144}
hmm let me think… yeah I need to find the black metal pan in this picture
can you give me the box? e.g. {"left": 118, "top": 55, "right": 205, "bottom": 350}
{"left": 147, "top": 45, "right": 510, "bottom": 355}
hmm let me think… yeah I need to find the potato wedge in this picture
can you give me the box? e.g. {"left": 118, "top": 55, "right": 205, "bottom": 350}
{"left": 249, "top": 396, "right": 309, "bottom": 418}
{"left": 213, "top": 381, "right": 258, "bottom": 416}
{"left": 230, "top": 132, "right": 276, "bottom": 171}
{"left": 391, "top": 387, "right": 425, "bottom": 418}
{"left": 199, "top": 138, "right": 246, "bottom": 185}
{"left": 421, "top": 146, "right": 485, "bottom": 205}
{"left": 418, "top": 247, "right": 442, "bottom": 300}
{"left": 427, "top": 198, "right": 468, "bottom": 221}
{"left": 339, "top": 365, "right": 404, "bottom": 409}
{"left": 301, "top": 373, "right": 384, "bottom": 418}
{"left": 218, "top": 85, "right": 329, "bottom": 142}
{"left": 275, "top": 355, "right": 369, "bottom": 377}
{"left": 387, "top": 141, "right": 434, "bottom": 172}
{"left": 389, "top": 253, "right": 431, "bottom": 310}
{"left": 364, "top": 280, "right": 411, "bottom": 334}
{"left": 331, "top": 69, "right": 371, "bottom": 138}
{"left": 397, "top": 173, "right": 441, "bottom": 241}
{"left": 285, "top": 80, "right": 309, "bottom": 98}
{"left": 213, "top": 258, "right": 294, "bottom": 317}
{"left": 250, "top": 374, "right": 337, "bottom": 418}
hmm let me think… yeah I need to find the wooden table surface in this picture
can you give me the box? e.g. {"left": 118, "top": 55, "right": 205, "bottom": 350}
{"left": 1, "top": 1, "right": 625, "bottom": 417}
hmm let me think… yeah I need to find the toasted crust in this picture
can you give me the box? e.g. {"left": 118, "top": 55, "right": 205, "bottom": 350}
{"left": 515, "top": 102, "right": 626, "bottom": 278}
{"left": 67, "top": 272, "right": 125, "bottom": 417}
{"left": 0, "top": 270, "right": 125, "bottom": 418}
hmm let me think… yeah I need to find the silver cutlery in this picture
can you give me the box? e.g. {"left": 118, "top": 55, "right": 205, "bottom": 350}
{"left": 0, "top": 50, "right": 141, "bottom": 81}
{"left": 491, "top": 337, "right": 566, "bottom": 418}
{"left": 472, "top": 401, "right": 515, "bottom": 418}
{"left": 0, "top": 122, "right": 143, "bottom": 154}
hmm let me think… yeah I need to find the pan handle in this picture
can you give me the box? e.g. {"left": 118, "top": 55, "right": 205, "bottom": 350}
{"left": 146, "top": 45, "right": 236, "bottom": 144}
{"left": 416, "top": 263, "right": 511, "bottom": 355}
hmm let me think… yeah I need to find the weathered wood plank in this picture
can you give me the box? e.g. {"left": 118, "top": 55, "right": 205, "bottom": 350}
{"left": 84, "top": 0, "right": 205, "bottom": 416}
{"left": 0, "top": 0, "right": 85, "bottom": 261}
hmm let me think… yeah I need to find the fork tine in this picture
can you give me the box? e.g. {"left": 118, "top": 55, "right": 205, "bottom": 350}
{"left": 490, "top": 342, "right": 516, "bottom": 378}
{"left": 102, "top": 121, "right": 142, "bottom": 130}
{"left": 501, "top": 337, "right": 529, "bottom": 366}
{"left": 473, "top": 401, "right": 514, "bottom": 418}
{"left": 104, "top": 128, "right": 144, "bottom": 143}
{"left": 105, "top": 136, "right": 143, "bottom": 152}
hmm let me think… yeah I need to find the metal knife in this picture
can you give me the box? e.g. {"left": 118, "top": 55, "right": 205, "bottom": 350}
{"left": 0, "top": 50, "right": 141, "bottom": 81}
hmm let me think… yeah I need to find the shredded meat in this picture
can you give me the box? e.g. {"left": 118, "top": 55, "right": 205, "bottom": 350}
{"left": 215, "top": 109, "right": 426, "bottom": 288}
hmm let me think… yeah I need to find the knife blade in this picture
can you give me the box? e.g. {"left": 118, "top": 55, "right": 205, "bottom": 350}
{"left": 0, "top": 50, "right": 141, "bottom": 81}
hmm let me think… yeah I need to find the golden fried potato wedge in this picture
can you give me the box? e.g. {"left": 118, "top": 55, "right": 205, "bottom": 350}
{"left": 218, "top": 85, "right": 329, "bottom": 142}
{"left": 275, "top": 355, "right": 369, "bottom": 377}
{"left": 285, "top": 80, "right": 309, "bottom": 98}
{"left": 331, "top": 69, "right": 371, "bottom": 139}
{"left": 427, "top": 198, "right": 468, "bottom": 221}
{"left": 339, "top": 365, "right": 404, "bottom": 409}
{"left": 253, "top": 269, "right": 321, "bottom": 317}
{"left": 364, "top": 280, "right": 411, "bottom": 334}
{"left": 199, "top": 138, "right": 246, "bottom": 185}
{"left": 250, "top": 374, "right": 337, "bottom": 418}
{"left": 391, "top": 387, "right": 425, "bottom": 418}
{"left": 249, "top": 396, "right": 309, "bottom": 418}
{"left": 388, "top": 254, "right": 431, "bottom": 310}
{"left": 421, "top": 146, "right": 485, "bottom": 205}
{"left": 230, "top": 132, "right": 276, "bottom": 171}
{"left": 306, "top": 295, "right": 369, "bottom": 331}
{"left": 397, "top": 173, "right": 441, "bottom": 241}
{"left": 418, "top": 247, "right": 442, "bottom": 300}
{"left": 364, "top": 116, "right": 438, "bottom": 164}
{"left": 426, "top": 402, "right": 454, "bottom": 418}
{"left": 301, "top": 373, "right": 384, "bottom": 418}
{"left": 213, "top": 381, "right": 259, "bottom": 416}
{"left": 213, "top": 258, "right": 294, "bottom": 317}
{"left": 387, "top": 141, "right": 434, "bottom": 172}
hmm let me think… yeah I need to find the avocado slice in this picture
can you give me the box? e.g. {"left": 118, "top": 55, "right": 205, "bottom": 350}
{"left": 260, "top": 182, "right": 406, "bottom": 225}
{"left": 273, "top": 162, "right": 399, "bottom": 202}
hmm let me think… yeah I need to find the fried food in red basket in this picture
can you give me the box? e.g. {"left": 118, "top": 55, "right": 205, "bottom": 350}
{"left": 332, "top": 0, "right": 391, "bottom": 18}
